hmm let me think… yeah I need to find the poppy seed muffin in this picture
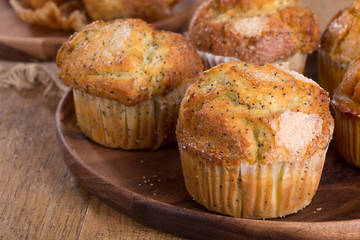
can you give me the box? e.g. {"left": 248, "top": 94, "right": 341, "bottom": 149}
{"left": 57, "top": 18, "right": 203, "bottom": 149}
{"left": 82, "top": 0, "right": 179, "bottom": 23}
{"left": 188, "top": 0, "right": 321, "bottom": 72}
{"left": 332, "top": 59, "right": 360, "bottom": 167}
{"left": 318, "top": 0, "right": 360, "bottom": 97}
{"left": 176, "top": 61, "right": 333, "bottom": 218}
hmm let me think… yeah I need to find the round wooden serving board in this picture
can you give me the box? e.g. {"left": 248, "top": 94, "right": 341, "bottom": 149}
{"left": 56, "top": 88, "right": 360, "bottom": 240}
{"left": 0, "top": 0, "right": 200, "bottom": 62}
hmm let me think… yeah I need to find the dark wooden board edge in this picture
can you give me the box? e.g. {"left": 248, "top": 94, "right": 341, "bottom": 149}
{"left": 0, "top": 37, "right": 67, "bottom": 62}
{"left": 55, "top": 89, "right": 360, "bottom": 240}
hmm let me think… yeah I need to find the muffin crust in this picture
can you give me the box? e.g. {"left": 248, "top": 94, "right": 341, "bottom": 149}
{"left": 57, "top": 19, "right": 203, "bottom": 106}
{"left": 188, "top": 0, "right": 321, "bottom": 65}
{"left": 177, "top": 62, "right": 333, "bottom": 167}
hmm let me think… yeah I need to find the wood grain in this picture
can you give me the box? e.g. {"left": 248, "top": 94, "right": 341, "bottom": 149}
{"left": 0, "top": 85, "right": 185, "bottom": 239}
{"left": 78, "top": 196, "right": 182, "bottom": 240}
{"left": 0, "top": 0, "right": 358, "bottom": 239}
{"left": 55, "top": 86, "right": 360, "bottom": 239}
{"left": 0, "top": 88, "right": 88, "bottom": 239}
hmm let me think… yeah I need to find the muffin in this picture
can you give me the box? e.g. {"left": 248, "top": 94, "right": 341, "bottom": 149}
{"left": 10, "top": 0, "right": 88, "bottom": 31}
{"left": 188, "top": 0, "right": 321, "bottom": 72}
{"left": 318, "top": 0, "right": 360, "bottom": 97}
{"left": 57, "top": 18, "right": 203, "bottom": 150}
{"left": 176, "top": 61, "right": 334, "bottom": 218}
{"left": 332, "top": 59, "right": 360, "bottom": 167}
{"left": 82, "top": 0, "right": 179, "bottom": 23}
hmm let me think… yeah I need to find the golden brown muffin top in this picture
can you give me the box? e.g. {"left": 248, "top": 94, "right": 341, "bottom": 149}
{"left": 177, "top": 61, "right": 333, "bottom": 167}
{"left": 83, "top": 0, "right": 178, "bottom": 22}
{"left": 57, "top": 19, "right": 203, "bottom": 106}
{"left": 188, "top": 0, "right": 321, "bottom": 65}
{"left": 332, "top": 59, "right": 360, "bottom": 116}
{"left": 321, "top": 0, "right": 360, "bottom": 63}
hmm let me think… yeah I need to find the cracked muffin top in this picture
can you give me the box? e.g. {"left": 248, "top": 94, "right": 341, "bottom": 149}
{"left": 176, "top": 61, "right": 333, "bottom": 167}
{"left": 57, "top": 19, "right": 203, "bottom": 106}
{"left": 321, "top": 0, "right": 360, "bottom": 63}
{"left": 188, "top": 0, "right": 321, "bottom": 65}
{"left": 332, "top": 59, "right": 360, "bottom": 116}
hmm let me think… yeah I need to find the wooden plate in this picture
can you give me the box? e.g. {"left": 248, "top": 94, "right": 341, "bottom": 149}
{"left": 0, "top": 0, "right": 199, "bottom": 62}
{"left": 56, "top": 84, "right": 360, "bottom": 238}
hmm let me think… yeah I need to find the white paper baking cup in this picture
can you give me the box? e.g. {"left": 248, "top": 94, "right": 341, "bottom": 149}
{"left": 179, "top": 146, "right": 328, "bottom": 219}
{"left": 333, "top": 106, "right": 360, "bottom": 167}
{"left": 73, "top": 84, "right": 186, "bottom": 149}
{"left": 198, "top": 50, "right": 307, "bottom": 73}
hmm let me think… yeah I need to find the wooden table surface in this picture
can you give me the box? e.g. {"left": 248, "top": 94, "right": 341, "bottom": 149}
{"left": 0, "top": 85, "right": 185, "bottom": 239}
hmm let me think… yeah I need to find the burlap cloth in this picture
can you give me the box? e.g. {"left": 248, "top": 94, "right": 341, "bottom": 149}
{"left": 0, "top": 60, "right": 68, "bottom": 97}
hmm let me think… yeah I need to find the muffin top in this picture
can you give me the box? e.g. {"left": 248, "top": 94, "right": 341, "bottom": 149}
{"left": 332, "top": 59, "right": 360, "bottom": 116}
{"left": 82, "top": 0, "right": 178, "bottom": 22}
{"left": 188, "top": 0, "right": 320, "bottom": 65}
{"left": 57, "top": 19, "right": 203, "bottom": 106}
{"left": 177, "top": 61, "right": 333, "bottom": 167}
{"left": 321, "top": 0, "right": 360, "bottom": 63}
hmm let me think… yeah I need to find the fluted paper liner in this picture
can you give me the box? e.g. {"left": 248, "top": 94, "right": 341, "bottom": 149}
{"left": 198, "top": 51, "right": 307, "bottom": 73}
{"left": 318, "top": 49, "right": 350, "bottom": 97}
{"left": 73, "top": 85, "right": 186, "bottom": 149}
{"left": 333, "top": 108, "right": 360, "bottom": 167}
{"left": 179, "top": 146, "right": 327, "bottom": 219}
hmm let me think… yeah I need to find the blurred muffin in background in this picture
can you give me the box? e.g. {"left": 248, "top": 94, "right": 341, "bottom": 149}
{"left": 332, "top": 59, "right": 360, "bottom": 168}
{"left": 82, "top": 0, "right": 179, "bottom": 23}
{"left": 22, "top": 0, "right": 66, "bottom": 8}
{"left": 188, "top": 0, "right": 321, "bottom": 72}
{"left": 10, "top": 0, "right": 182, "bottom": 31}
{"left": 10, "top": 0, "right": 88, "bottom": 31}
{"left": 318, "top": 0, "right": 360, "bottom": 97}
